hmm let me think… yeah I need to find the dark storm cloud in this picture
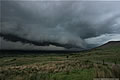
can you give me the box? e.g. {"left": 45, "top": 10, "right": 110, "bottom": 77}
{"left": 0, "top": 37, "right": 65, "bottom": 50}
{"left": 0, "top": 1, "right": 120, "bottom": 49}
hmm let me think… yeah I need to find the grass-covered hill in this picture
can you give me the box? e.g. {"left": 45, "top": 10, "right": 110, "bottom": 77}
{"left": 97, "top": 41, "right": 120, "bottom": 48}
{"left": 78, "top": 41, "right": 120, "bottom": 63}
{"left": 0, "top": 41, "right": 120, "bottom": 80}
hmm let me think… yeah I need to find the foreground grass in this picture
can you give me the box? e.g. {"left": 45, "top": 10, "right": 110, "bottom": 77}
{"left": 0, "top": 45, "right": 120, "bottom": 80}
{"left": 0, "top": 68, "right": 94, "bottom": 80}
{"left": 0, "top": 55, "right": 120, "bottom": 80}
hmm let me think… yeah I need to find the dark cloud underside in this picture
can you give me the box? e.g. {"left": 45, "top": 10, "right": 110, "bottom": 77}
{"left": 0, "top": 1, "right": 120, "bottom": 50}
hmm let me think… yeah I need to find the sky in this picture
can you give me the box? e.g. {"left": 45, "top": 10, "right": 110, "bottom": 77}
{"left": 0, "top": 0, "right": 120, "bottom": 50}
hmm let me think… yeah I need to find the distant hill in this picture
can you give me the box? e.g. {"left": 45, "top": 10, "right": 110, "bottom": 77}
{"left": 95, "top": 41, "right": 120, "bottom": 49}
{"left": 80, "top": 41, "right": 120, "bottom": 64}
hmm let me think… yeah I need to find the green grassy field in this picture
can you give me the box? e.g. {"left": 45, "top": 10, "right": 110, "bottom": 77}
{"left": 0, "top": 43, "right": 120, "bottom": 80}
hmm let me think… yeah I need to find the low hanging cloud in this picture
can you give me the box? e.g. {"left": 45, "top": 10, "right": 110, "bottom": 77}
{"left": 0, "top": 1, "right": 120, "bottom": 50}
{"left": 0, "top": 37, "right": 65, "bottom": 50}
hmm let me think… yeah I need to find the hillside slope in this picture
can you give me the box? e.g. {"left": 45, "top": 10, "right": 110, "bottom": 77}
{"left": 97, "top": 41, "right": 120, "bottom": 49}
{"left": 78, "top": 41, "right": 120, "bottom": 63}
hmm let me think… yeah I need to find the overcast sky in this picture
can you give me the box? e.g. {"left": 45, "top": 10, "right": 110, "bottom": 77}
{"left": 0, "top": 0, "right": 120, "bottom": 50}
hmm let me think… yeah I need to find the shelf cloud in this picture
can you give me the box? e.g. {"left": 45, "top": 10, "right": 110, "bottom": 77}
{"left": 0, "top": 1, "right": 120, "bottom": 50}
